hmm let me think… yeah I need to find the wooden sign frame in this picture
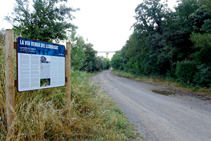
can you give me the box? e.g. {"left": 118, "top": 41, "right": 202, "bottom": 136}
{"left": 5, "top": 29, "right": 71, "bottom": 135}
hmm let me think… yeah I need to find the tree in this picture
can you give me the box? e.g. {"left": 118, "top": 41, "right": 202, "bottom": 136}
{"left": 80, "top": 43, "right": 97, "bottom": 72}
{"left": 0, "top": 29, "right": 5, "bottom": 49}
{"left": 132, "top": 0, "right": 174, "bottom": 75}
{"left": 95, "top": 56, "right": 104, "bottom": 71}
{"left": 134, "top": 0, "right": 168, "bottom": 35}
{"left": 7, "top": 0, "right": 78, "bottom": 42}
{"left": 111, "top": 53, "right": 124, "bottom": 70}
{"left": 102, "top": 58, "right": 110, "bottom": 70}
{"left": 198, "top": 0, "right": 211, "bottom": 12}
{"left": 111, "top": 0, "right": 211, "bottom": 87}
{"left": 68, "top": 28, "right": 86, "bottom": 70}
{"left": 176, "top": 0, "right": 198, "bottom": 20}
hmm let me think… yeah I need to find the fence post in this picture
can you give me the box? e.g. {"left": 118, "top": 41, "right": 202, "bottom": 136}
{"left": 5, "top": 29, "right": 15, "bottom": 135}
{"left": 66, "top": 42, "right": 71, "bottom": 107}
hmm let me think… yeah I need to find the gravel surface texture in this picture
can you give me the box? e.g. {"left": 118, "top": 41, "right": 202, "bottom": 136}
{"left": 90, "top": 70, "right": 211, "bottom": 141}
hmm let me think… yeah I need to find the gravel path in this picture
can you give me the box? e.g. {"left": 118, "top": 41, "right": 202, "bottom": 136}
{"left": 90, "top": 70, "right": 211, "bottom": 141}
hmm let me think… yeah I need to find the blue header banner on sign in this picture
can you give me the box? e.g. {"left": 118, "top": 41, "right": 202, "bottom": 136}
{"left": 17, "top": 37, "right": 65, "bottom": 57}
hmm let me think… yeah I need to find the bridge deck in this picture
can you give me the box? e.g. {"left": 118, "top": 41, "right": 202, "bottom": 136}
{"left": 97, "top": 51, "right": 117, "bottom": 53}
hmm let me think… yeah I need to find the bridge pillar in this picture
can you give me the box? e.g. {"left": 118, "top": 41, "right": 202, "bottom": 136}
{"left": 106, "top": 52, "right": 109, "bottom": 58}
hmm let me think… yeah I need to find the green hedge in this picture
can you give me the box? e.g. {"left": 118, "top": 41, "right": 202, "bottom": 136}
{"left": 175, "top": 60, "right": 197, "bottom": 85}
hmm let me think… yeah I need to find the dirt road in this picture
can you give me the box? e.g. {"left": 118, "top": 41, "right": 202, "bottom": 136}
{"left": 90, "top": 70, "right": 211, "bottom": 141}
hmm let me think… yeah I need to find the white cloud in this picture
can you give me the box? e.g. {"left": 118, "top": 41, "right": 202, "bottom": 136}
{"left": 0, "top": 0, "right": 15, "bottom": 29}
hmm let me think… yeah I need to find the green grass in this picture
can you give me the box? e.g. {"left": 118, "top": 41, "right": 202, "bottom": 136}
{"left": 112, "top": 70, "right": 211, "bottom": 97}
{"left": 0, "top": 35, "right": 142, "bottom": 140}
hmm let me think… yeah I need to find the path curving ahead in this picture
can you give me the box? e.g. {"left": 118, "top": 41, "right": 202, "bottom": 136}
{"left": 90, "top": 70, "right": 211, "bottom": 141}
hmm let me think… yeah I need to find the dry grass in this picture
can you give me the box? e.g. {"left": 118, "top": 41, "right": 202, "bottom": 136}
{"left": 0, "top": 31, "right": 141, "bottom": 140}
{"left": 112, "top": 70, "right": 211, "bottom": 97}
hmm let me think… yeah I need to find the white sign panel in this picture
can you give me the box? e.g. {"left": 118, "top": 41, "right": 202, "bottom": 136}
{"left": 17, "top": 37, "right": 65, "bottom": 92}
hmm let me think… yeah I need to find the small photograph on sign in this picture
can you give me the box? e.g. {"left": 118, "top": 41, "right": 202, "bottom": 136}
{"left": 40, "top": 55, "right": 51, "bottom": 63}
{"left": 40, "top": 78, "right": 51, "bottom": 87}
{"left": 40, "top": 55, "right": 51, "bottom": 78}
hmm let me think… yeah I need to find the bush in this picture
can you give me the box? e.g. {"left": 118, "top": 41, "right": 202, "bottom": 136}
{"left": 193, "top": 65, "right": 211, "bottom": 88}
{"left": 111, "top": 53, "right": 124, "bottom": 70}
{"left": 175, "top": 60, "right": 197, "bottom": 85}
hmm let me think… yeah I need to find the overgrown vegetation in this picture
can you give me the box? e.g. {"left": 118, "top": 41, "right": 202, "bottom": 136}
{"left": 111, "top": 0, "right": 211, "bottom": 89}
{"left": 0, "top": 32, "right": 138, "bottom": 140}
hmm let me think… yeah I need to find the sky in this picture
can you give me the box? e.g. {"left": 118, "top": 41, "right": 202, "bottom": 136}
{"left": 0, "top": 0, "right": 178, "bottom": 59}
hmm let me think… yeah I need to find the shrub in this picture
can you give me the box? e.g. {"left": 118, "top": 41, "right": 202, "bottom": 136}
{"left": 193, "top": 65, "right": 211, "bottom": 87}
{"left": 175, "top": 60, "right": 197, "bottom": 85}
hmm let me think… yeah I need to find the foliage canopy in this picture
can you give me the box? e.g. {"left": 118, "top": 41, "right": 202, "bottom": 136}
{"left": 7, "top": 0, "right": 78, "bottom": 42}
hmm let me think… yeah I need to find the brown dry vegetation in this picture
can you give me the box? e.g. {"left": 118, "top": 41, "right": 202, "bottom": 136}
{"left": 0, "top": 30, "right": 141, "bottom": 141}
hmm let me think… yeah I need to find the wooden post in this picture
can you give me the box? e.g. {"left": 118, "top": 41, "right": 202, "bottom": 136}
{"left": 66, "top": 42, "right": 71, "bottom": 107}
{"left": 5, "top": 29, "right": 15, "bottom": 135}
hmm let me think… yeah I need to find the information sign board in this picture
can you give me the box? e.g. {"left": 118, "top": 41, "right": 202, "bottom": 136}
{"left": 17, "top": 37, "right": 65, "bottom": 92}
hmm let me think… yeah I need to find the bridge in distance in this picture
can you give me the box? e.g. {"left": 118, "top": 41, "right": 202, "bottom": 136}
{"left": 97, "top": 51, "right": 117, "bottom": 58}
